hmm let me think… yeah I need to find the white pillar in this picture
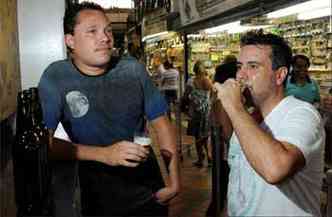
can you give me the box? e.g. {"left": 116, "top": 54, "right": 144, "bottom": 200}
{"left": 17, "top": 0, "right": 66, "bottom": 90}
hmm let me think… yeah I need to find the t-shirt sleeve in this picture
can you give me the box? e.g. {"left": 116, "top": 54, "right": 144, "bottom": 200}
{"left": 275, "top": 106, "right": 324, "bottom": 163}
{"left": 136, "top": 63, "right": 168, "bottom": 121}
{"left": 38, "top": 67, "right": 63, "bottom": 130}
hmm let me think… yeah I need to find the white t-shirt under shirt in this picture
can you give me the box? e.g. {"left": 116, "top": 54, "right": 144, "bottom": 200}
{"left": 227, "top": 96, "right": 325, "bottom": 216}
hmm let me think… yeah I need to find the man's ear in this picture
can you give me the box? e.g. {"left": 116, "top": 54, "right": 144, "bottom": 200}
{"left": 64, "top": 34, "right": 75, "bottom": 50}
{"left": 276, "top": 66, "right": 288, "bottom": 86}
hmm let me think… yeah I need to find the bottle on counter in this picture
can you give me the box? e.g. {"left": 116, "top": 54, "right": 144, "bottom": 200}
{"left": 13, "top": 87, "right": 53, "bottom": 217}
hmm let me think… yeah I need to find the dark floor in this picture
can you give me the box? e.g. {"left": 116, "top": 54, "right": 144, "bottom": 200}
{"left": 169, "top": 148, "right": 212, "bottom": 217}
{"left": 151, "top": 126, "right": 216, "bottom": 217}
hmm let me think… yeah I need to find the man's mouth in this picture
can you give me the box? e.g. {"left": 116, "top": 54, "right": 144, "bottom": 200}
{"left": 238, "top": 79, "right": 253, "bottom": 92}
{"left": 95, "top": 47, "right": 111, "bottom": 52}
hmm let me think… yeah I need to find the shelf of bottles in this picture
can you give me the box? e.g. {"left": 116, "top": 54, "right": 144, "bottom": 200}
{"left": 145, "top": 32, "right": 184, "bottom": 73}
{"left": 13, "top": 87, "right": 53, "bottom": 217}
{"left": 188, "top": 33, "right": 240, "bottom": 77}
{"left": 186, "top": 16, "right": 331, "bottom": 94}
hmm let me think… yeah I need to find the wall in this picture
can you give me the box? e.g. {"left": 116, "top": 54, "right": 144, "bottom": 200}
{"left": 0, "top": 0, "right": 20, "bottom": 122}
{"left": 0, "top": 0, "right": 66, "bottom": 215}
{"left": 0, "top": 0, "right": 20, "bottom": 214}
{"left": 18, "top": 0, "right": 66, "bottom": 90}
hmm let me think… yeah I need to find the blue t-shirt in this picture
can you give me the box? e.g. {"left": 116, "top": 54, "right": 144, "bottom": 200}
{"left": 38, "top": 56, "right": 167, "bottom": 145}
{"left": 38, "top": 56, "right": 168, "bottom": 212}
{"left": 285, "top": 77, "right": 320, "bottom": 104}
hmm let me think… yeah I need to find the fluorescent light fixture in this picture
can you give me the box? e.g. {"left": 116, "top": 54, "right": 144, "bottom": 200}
{"left": 78, "top": 0, "right": 133, "bottom": 9}
{"left": 204, "top": 21, "right": 240, "bottom": 34}
{"left": 142, "top": 31, "right": 170, "bottom": 42}
{"left": 204, "top": 21, "right": 271, "bottom": 34}
{"left": 204, "top": 0, "right": 331, "bottom": 34}
{"left": 298, "top": 7, "right": 331, "bottom": 20}
{"left": 267, "top": 0, "right": 329, "bottom": 18}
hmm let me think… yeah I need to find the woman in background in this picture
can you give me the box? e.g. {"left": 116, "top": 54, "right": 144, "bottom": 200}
{"left": 285, "top": 54, "right": 320, "bottom": 106}
{"left": 186, "top": 60, "right": 213, "bottom": 168}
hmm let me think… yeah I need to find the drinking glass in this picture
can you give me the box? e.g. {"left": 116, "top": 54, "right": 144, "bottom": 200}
{"left": 134, "top": 130, "right": 152, "bottom": 149}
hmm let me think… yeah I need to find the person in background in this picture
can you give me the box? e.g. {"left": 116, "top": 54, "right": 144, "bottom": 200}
{"left": 185, "top": 60, "right": 213, "bottom": 168}
{"left": 323, "top": 87, "right": 332, "bottom": 110}
{"left": 150, "top": 51, "right": 166, "bottom": 88}
{"left": 222, "top": 54, "right": 237, "bottom": 64}
{"left": 160, "top": 60, "right": 180, "bottom": 119}
{"left": 206, "top": 60, "right": 237, "bottom": 216}
{"left": 285, "top": 54, "right": 320, "bottom": 106}
{"left": 321, "top": 88, "right": 332, "bottom": 167}
{"left": 214, "top": 31, "right": 325, "bottom": 216}
{"left": 38, "top": 2, "right": 180, "bottom": 216}
{"left": 127, "top": 27, "right": 144, "bottom": 63}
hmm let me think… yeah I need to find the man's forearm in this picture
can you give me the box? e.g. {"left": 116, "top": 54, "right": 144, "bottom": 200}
{"left": 227, "top": 107, "right": 295, "bottom": 183}
{"left": 49, "top": 136, "right": 102, "bottom": 162}
{"left": 151, "top": 116, "right": 180, "bottom": 190}
{"left": 49, "top": 137, "right": 77, "bottom": 160}
{"left": 161, "top": 148, "right": 180, "bottom": 190}
{"left": 159, "top": 131, "right": 180, "bottom": 191}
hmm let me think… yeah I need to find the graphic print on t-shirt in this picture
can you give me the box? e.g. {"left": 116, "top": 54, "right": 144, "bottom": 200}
{"left": 66, "top": 91, "right": 89, "bottom": 118}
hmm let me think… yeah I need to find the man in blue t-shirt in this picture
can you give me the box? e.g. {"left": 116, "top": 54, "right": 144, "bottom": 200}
{"left": 38, "top": 2, "right": 180, "bottom": 216}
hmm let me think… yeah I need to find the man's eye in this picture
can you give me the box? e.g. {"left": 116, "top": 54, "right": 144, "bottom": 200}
{"left": 105, "top": 28, "right": 113, "bottom": 35}
{"left": 105, "top": 27, "right": 112, "bottom": 33}
{"left": 248, "top": 64, "right": 258, "bottom": 69}
{"left": 87, "top": 29, "right": 97, "bottom": 33}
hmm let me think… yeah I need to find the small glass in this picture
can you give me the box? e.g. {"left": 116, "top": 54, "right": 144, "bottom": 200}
{"left": 237, "top": 79, "right": 252, "bottom": 92}
{"left": 134, "top": 131, "right": 152, "bottom": 149}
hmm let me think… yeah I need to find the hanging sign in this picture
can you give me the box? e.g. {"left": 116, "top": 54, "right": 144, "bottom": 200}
{"left": 142, "top": 8, "right": 168, "bottom": 38}
{"left": 178, "top": 0, "right": 255, "bottom": 27}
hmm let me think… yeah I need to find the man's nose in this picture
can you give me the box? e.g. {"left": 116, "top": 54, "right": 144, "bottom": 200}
{"left": 236, "top": 67, "right": 247, "bottom": 80}
{"left": 101, "top": 31, "right": 112, "bottom": 42}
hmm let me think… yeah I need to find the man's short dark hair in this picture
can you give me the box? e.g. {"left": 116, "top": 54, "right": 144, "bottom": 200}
{"left": 214, "top": 62, "right": 237, "bottom": 84}
{"left": 64, "top": 1, "right": 105, "bottom": 35}
{"left": 240, "top": 30, "right": 293, "bottom": 72}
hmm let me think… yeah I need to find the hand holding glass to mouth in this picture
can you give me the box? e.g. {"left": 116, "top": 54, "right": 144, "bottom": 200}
{"left": 238, "top": 79, "right": 252, "bottom": 93}
{"left": 213, "top": 78, "right": 251, "bottom": 112}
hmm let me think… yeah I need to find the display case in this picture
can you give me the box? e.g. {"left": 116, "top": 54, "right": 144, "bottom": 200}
{"left": 187, "top": 16, "right": 332, "bottom": 96}
{"left": 188, "top": 33, "right": 240, "bottom": 77}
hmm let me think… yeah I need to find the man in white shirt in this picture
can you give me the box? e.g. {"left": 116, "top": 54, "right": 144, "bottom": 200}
{"left": 214, "top": 31, "right": 325, "bottom": 216}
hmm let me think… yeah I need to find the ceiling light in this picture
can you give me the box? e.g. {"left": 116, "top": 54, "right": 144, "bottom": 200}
{"left": 204, "top": 21, "right": 271, "bottom": 34}
{"left": 142, "top": 31, "right": 170, "bottom": 42}
{"left": 267, "top": 0, "right": 329, "bottom": 18}
{"left": 204, "top": 21, "right": 240, "bottom": 34}
{"left": 298, "top": 7, "right": 331, "bottom": 20}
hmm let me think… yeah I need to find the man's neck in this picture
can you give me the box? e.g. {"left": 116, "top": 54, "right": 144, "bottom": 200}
{"left": 72, "top": 59, "right": 107, "bottom": 76}
{"left": 258, "top": 89, "right": 285, "bottom": 118}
